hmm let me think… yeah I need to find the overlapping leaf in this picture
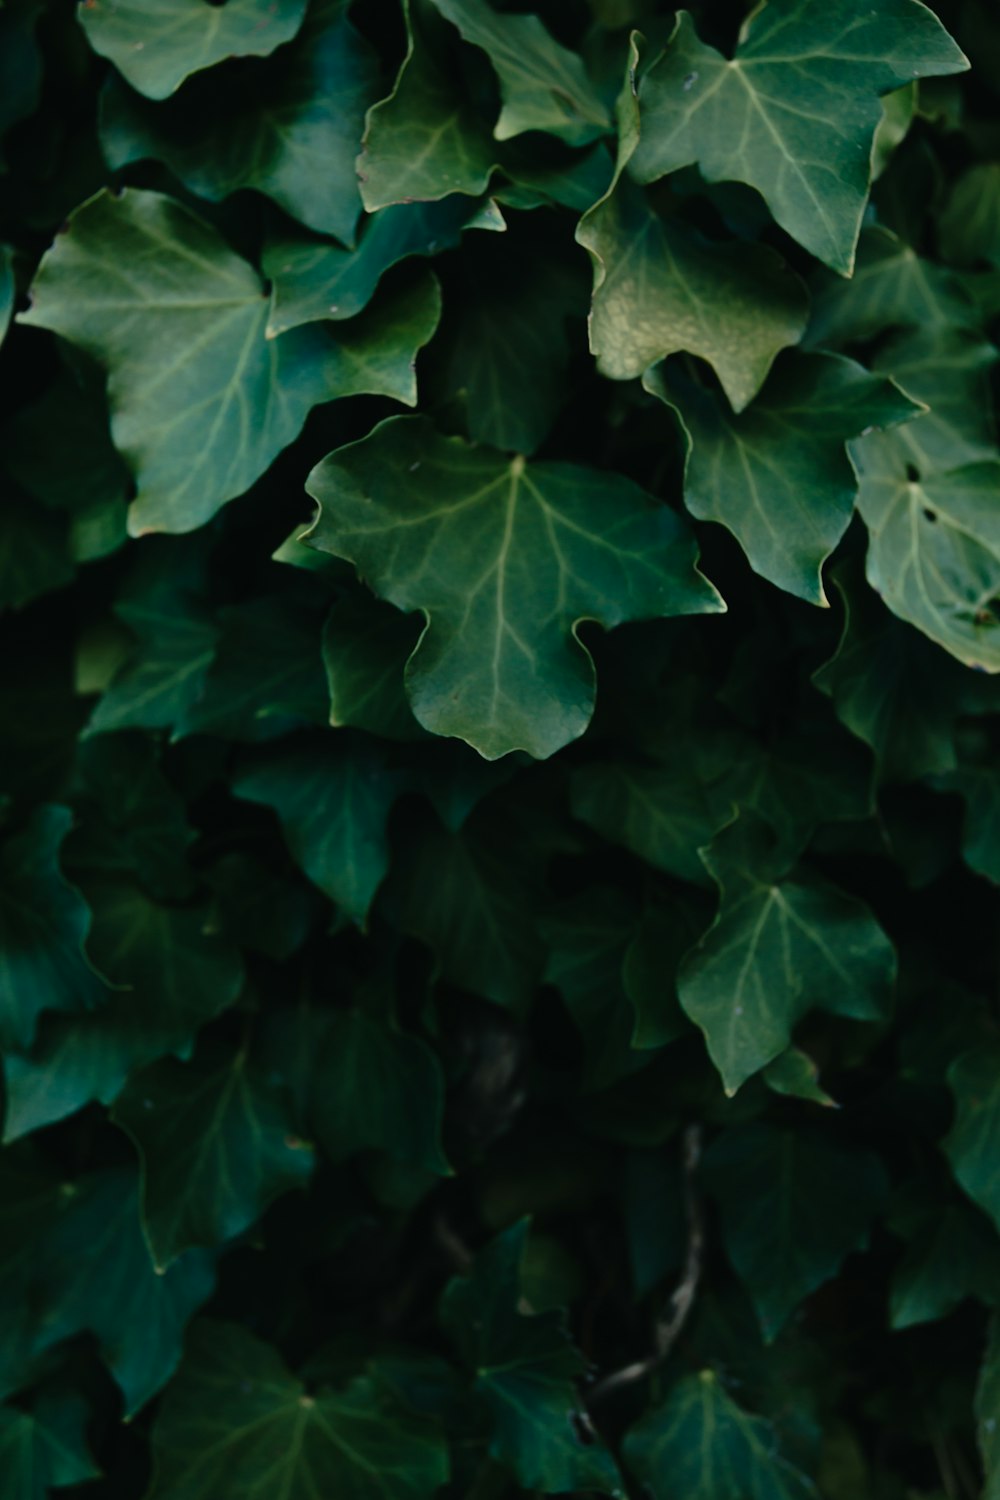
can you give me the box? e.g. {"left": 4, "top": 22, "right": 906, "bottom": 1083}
{"left": 678, "top": 816, "right": 896, "bottom": 1092}
{"left": 441, "top": 1221, "right": 620, "bottom": 1492}
{"left": 629, "top": 0, "right": 969, "bottom": 272}
{"left": 645, "top": 353, "right": 920, "bottom": 604}
{"left": 100, "top": 1, "right": 379, "bottom": 245}
{"left": 79, "top": 0, "right": 309, "bottom": 99}
{"left": 20, "top": 189, "right": 440, "bottom": 535}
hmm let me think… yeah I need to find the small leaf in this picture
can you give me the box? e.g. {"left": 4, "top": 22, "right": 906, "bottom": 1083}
{"left": 0, "top": 806, "right": 105, "bottom": 1051}
{"left": 945, "top": 1048, "right": 1000, "bottom": 1233}
{"left": 0, "top": 1394, "right": 100, "bottom": 1499}
{"left": 763, "top": 1047, "right": 837, "bottom": 1109}
{"left": 678, "top": 816, "right": 895, "bottom": 1092}
{"left": 384, "top": 802, "right": 544, "bottom": 1014}
{"left": 625, "top": 1370, "right": 817, "bottom": 1499}
{"left": 441, "top": 1221, "right": 620, "bottom": 1493}
{"left": 310, "top": 1010, "right": 449, "bottom": 1174}
{"left": 813, "top": 563, "right": 963, "bottom": 782}
{"left": 932, "top": 764, "right": 1000, "bottom": 884}
{"left": 147, "top": 1320, "right": 449, "bottom": 1500}
{"left": 304, "top": 414, "right": 723, "bottom": 759}
{"left": 645, "top": 352, "right": 921, "bottom": 605}
{"left": 233, "top": 734, "right": 409, "bottom": 925}
{"left": 114, "top": 1045, "right": 314, "bottom": 1267}
{"left": 4, "top": 883, "right": 244, "bottom": 1141}
{"left": 889, "top": 1189, "right": 1000, "bottom": 1329}
{"left": 705, "top": 1123, "right": 887, "bottom": 1339}
{"left": 33, "top": 1168, "right": 215, "bottom": 1415}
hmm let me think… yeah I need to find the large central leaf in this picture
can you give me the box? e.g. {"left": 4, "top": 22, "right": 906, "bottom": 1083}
{"left": 20, "top": 189, "right": 440, "bottom": 535}
{"left": 629, "top": 0, "right": 968, "bottom": 272}
{"left": 147, "top": 1321, "right": 449, "bottom": 1500}
{"left": 304, "top": 415, "right": 723, "bottom": 758}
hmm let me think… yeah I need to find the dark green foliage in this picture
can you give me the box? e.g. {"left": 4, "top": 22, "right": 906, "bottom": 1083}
{"left": 0, "top": 0, "right": 998, "bottom": 1496}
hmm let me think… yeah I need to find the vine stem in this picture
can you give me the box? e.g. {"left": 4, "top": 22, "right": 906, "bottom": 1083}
{"left": 587, "top": 1124, "right": 705, "bottom": 1407}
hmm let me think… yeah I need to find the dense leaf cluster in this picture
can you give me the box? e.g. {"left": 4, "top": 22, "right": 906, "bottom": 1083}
{"left": 1, "top": 0, "right": 999, "bottom": 1496}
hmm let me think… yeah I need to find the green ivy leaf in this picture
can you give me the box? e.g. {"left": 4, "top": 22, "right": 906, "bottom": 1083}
{"left": 100, "top": 1, "right": 378, "bottom": 245}
{"left": 705, "top": 1123, "right": 888, "bottom": 1339}
{"left": 147, "top": 1320, "right": 449, "bottom": 1500}
{"left": 358, "top": 0, "right": 497, "bottom": 210}
{"left": 304, "top": 414, "right": 723, "bottom": 759}
{"left": 645, "top": 353, "right": 921, "bottom": 605}
{"left": 3, "top": 883, "right": 244, "bottom": 1141}
{"left": 629, "top": 1, "right": 968, "bottom": 273}
{"left": 427, "top": 0, "right": 608, "bottom": 146}
{"left": 0, "top": 1395, "right": 100, "bottom": 1499}
{"left": 940, "top": 163, "right": 1000, "bottom": 267}
{"left": 854, "top": 456, "right": 1000, "bottom": 672}
{"left": 20, "top": 189, "right": 440, "bottom": 536}
{"left": 814, "top": 564, "right": 963, "bottom": 782}
{"left": 0, "top": 1, "right": 43, "bottom": 165}
{"left": 622, "top": 887, "right": 702, "bottom": 1050}
{"left": 322, "top": 587, "right": 425, "bottom": 742}
{"left": 889, "top": 1187, "right": 1000, "bottom": 1329}
{"left": 0, "top": 487, "right": 74, "bottom": 613}
{"left": 933, "top": 763, "right": 1000, "bottom": 884}
{"left": 860, "top": 326, "right": 999, "bottom": 472}
{"left": 265, "top": 195, "right": 503, "bottom": 335}
{"left": 385, "top": 802, "right": 544, "bottom": 1014}
{"left": 66, "top": 733, "right": 197, "bottom": 899}
{"left": 541, "top": 886, "right": 643, "bottom": 1092}
{"left": 437, "top": 247, "right": 577, "bottom": 455}
{"left": 2, "top": 361, "right": 130, "bottom": 563}
{"left": 0, "top": 806, "right": 105, "bottom": 1051}
{"left": 678, "top": 816, "right": 895, "bottom": 1093}
{"left": 310, "top": 1010, "right": 449, "bottom": 1173}
{"left": 945, "top": 1048, "right": 1000, "bottom": 1234}
{"left": 114, "top": 1045, "right": 314, "bottom": 1267}
{"left": 234, "top": 735, "right": 408, "bottom": 925}
{"left": 577, "top": 39, "right": 806, "bottom": 411}
{"left": 176, "top": 596, "right": 329, "bottom": 742}
{"left": 806, "top": 226, "right": 978, "bottom": 347}
{"left": 89, "top": 592, "right": 217, "bottom": 734}
{"left": 79, "top": 0, "right": 309, "bottom": 100}
{"left": 34, "top": 1168, "right": 215, "bottom": 1415}
{"left": 441, "top": 1221, "right": 621, "bottom": 1493}
{"left": 624, "top": 1369, "right": 817, "bottom": 1500}
{"left": 762, "top": 1047, "right": 837, "bottom": 1109}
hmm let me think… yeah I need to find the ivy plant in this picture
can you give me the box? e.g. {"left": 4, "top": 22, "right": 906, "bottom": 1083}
{"left": 0, "top": 0, "right": 999, "bottom": 1497}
